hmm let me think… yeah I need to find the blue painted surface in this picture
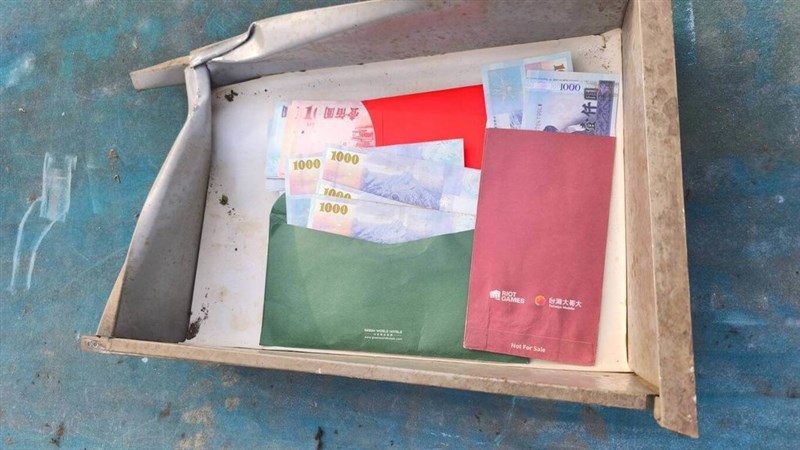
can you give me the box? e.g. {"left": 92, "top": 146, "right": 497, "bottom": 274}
{"left": 0, "top": 0, "right": 798, "bottom": 448}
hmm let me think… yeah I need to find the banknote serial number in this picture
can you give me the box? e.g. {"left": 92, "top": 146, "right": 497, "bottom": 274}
{"left": 322, "top": 187, "right": 352, "bottom": 199}
{"left": 330, "top": 150, "right": 360, "bottom": 165}
{"left": 318, "top": 202, "right": 349, "bottom": 215}
{"left": 291, "top": 158, "right": 321, "bottom": 170}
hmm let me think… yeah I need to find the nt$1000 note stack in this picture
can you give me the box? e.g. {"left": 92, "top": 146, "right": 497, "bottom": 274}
{"left": 284, "top": 140, "right": 479, "bottom": 244}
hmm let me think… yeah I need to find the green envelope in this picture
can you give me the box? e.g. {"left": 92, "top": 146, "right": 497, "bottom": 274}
{"left": 261, "top": 195, "right": 525, "bottom": 363}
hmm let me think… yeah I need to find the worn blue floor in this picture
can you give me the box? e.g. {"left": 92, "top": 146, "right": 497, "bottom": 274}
{"left": 1, "top": 0, "right": 798, "bottom": 448}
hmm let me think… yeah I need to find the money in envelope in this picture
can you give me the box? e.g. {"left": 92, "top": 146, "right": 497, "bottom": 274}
{"left": 284, "top": 139, "right": 467, "bottom": 228}
{"left": 320, "top": 148, "right": 480, "bottom": 216}
{"left": 261, "top": 194, "right": 525, "bottom": 363}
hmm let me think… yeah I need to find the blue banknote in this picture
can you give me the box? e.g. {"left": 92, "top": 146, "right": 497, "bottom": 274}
{"left": 286, "top": 140, "right": 466, "bottom": 226}
{"left": 285, "top": 181, "right": 404, "bottom": 228}
{"left": 321, "top": 148, "right": 480, "bottom": 215}
{"left": 285, "top": 195, "right": 313, "bottom": 227}
{"left": 316, "top": 180, "right": 405, "bottom": 205}
{"left": 307, "top": 196, "right": 475, "bottom": 244}
{"left": 265, "top": 102, "right": 290, "bottom": 183}
{"left": 482, "top": 52, "right": 573, "bottom": 129}
{"left": 335, "top": 139, "right": 464, "bottom": 166}
{"left": 522, "top": 70, "right": 620, "bottom": 136}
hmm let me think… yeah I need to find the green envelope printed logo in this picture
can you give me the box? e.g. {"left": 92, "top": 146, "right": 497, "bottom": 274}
{"left": 363, "top": 328, "right": 403, "bottom": 342}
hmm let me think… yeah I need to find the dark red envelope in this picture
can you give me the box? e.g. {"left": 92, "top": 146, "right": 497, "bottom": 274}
{"left": 463, "top": 129, "right": 615, "bottom": 365}
{"left": 362, "top": 85, "right": 487, "bottom": 169}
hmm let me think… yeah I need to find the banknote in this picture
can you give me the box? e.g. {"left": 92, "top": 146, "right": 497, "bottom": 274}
{"left": 306, "top": 196, "right": 476, "bottom": 244}
{"left": 316, "top": 180, "right": 404, "bottom": 205}
{"left": 270, "top": 101, "right": 375, "bottom": 180}
{"left": 521, "top": 70, "right": 620, "bottom": 136}
{"left": 286, "top": 195, "right": 313, "bottom": 227}
{"left": 285, "top": 139, "right": 465, "bottom": 197}
{"left": 523, "top": 52, "right": 573, "bottom": 75}
{"left": 285, "top": 139, "right": 464, "bottom": 225}
{"left": 265, "top": 102, "right": 290, "bottom": 181}
{"left": 482, "top": 52, "right": 573, "bottom": 129}
{"left": 320, "top": 148, "right": 481, "bottom": 215}
{"left": 286, "top": 181, "right": 405, "bottom": 227}
{"left": 265, "top": 178, "right": 286, "bottom": 191}
{"left": 285, "top": 154, "right": 324, "bottom": 196}
{"left": 336, "top": 139, "right": 464, "bottom": 166}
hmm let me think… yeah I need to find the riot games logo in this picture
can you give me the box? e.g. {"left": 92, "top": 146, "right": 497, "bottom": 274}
{"left": 489, "top": 289, "right": 526, "bottom": 304}
{"left": 489, "top": 290, "right": 583, "bottom": 310}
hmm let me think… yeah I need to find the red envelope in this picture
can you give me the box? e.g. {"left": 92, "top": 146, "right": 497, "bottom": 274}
{"left": 464, "top": 129, "right": 615, "bottom": 366}
{"left": 363, "top": 85, "right": 487, "bottom": 169}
